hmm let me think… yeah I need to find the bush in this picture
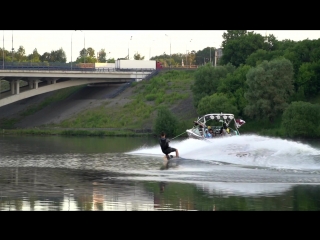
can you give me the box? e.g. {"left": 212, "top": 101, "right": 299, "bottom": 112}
{"left": 153, "top": 106, "right": 178, "bottom": 137}
{"left": 282, "top": 101, "right": 320, "bottom": 138}
{"left": 197, "top": 93, "right": 239, "bottom": 116}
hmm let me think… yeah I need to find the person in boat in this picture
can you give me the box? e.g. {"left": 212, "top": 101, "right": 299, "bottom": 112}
{"left": 219, "top": 126, "right": 224, "bottom": 136}
{"left": 220, "top": 123, "right": 228, "bottom": 136}
{"left": 209, "top": 128, "right": 214, "bottom": 137}
{"left": 205, "top": 128, "right": 212, "bottom": 138}
{"left": 159, "top": 132, "right": 179, "bottom": 160}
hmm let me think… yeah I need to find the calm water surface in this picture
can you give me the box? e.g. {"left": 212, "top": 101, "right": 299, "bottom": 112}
{"left": 1, "top": 134, "right": 320, "bottom": 211}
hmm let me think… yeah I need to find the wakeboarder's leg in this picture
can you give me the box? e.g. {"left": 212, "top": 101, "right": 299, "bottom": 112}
{"left": 176, "top": 149, "right": 179, "bottom": 158}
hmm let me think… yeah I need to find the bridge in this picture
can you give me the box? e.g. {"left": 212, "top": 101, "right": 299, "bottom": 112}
{"left": 0, "top": 69, "right": 155, "bottom": 108}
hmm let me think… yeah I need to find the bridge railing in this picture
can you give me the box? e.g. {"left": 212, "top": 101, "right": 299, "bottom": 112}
{"left": 0, "top": 63, "right": 157, "bottom": 73}
{"left": 114, "top": 68, "right": 155, "bottom": 72}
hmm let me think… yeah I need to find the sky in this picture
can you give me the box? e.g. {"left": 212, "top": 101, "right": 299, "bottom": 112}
{"left": 1, "top": 30, "right": 320, "bottom": 62}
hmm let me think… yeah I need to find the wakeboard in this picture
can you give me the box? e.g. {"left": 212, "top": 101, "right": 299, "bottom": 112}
{"left": 228, "top": 152, "right": 251, "bottom": 157}
{"left": 161, "top": 155, "right": 185, "bottom": 169}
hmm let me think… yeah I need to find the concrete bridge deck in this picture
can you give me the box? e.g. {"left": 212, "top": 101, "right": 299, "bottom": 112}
{"left": 0, "top": 69, "right": 153, "bottom": 107}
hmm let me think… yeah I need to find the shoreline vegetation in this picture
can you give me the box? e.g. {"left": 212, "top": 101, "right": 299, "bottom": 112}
{"left": 0, "top": 67, "right": 318, "bottom": 141}
{"left": 0, "top": 68, "right": 319, "bottom": 141}
{"left": 2, "top": 30, "right": 320, "bottom": 140}
{"left": 0, "top": 127, "right": 154, "bottom": 137}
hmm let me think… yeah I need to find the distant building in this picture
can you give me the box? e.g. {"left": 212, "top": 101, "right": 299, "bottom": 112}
{"left": 214, "top": 48, "right": 223, "bottom": 66}
{"left": 216, "top": 48, "right": 223, "bottom": 59}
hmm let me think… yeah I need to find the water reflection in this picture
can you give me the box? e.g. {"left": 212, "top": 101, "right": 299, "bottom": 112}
{"left": 0, "top": 167, "right": 155, "bottom": 211}
{"left": 1, "top": 135, "right": 320, "bottom": 211}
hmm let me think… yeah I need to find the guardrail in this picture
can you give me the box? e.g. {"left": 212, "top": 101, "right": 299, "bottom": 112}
{"left": 0, "top": 65, "right": 159, "bottom": 72}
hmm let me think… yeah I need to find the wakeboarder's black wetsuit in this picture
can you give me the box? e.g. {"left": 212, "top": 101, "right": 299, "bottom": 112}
{"left": 159, "top": 137, "right": 176, "bottom": 156}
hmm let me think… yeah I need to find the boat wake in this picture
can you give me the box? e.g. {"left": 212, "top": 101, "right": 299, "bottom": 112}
{"left": 127, "top": 134, "right": 320, "bottom": 172}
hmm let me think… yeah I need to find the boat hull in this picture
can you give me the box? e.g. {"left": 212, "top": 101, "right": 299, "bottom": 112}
{"left": 186, "top": 129, "right": 205, "bottom": 140}
{"left": 186, "top": 129, "right": 236, "bottom": 140}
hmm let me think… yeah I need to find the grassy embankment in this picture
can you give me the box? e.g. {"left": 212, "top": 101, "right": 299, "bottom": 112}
{"left": 0, "top": 85, "right": 83, "bottom": 130}
{"left": 2, "top": 71, "right": 319, "bottom": 139}
{"left": 1, "top": 70, "right": 197, "bottom": 137}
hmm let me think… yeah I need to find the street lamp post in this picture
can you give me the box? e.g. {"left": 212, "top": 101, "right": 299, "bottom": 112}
{"left": 215, "top": 50, "right": 217, "bottom": 67}
{"left": 80, "top": 30, "right": 85, "bottom": 63}
{"left": 186, "top": 39, "right": 192, "bottom": 66}
{"left": 2, "top": 30, "right": 4, "bottom": 69}
{"left": 128, "top": 36, "right": 132, "bottom": 60}
{"left": 165, "top": 34, "right": 171, "bottom": 67}
{"left": 71, "top": 30, "right": 76, "bottom": 70}
{"left": 11, "top": 30, "right": 13, "bottom": 63}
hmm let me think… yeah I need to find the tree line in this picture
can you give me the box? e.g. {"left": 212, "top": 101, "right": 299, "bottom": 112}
{"left": 0, "top": 43, "right": 217, "bottom": 67}
{"left": 0, "top": 46, "right": 117, "bottom": 64}
{"left": 150, "top": 48, "right": 216, "bottom": 67}
{"left": 189, "top": 30, "right": 320, "bottom": 138}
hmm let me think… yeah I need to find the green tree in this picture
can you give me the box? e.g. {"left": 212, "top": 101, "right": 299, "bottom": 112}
{"left": 27, "top": 48, "right": 41, "bottom": 63}
{"left": 263, "top": 34, "right": 278, "bottom": 51}
{"left": 220, "top": 31, "right": 266, "bottom": 67}
{"left": 107, "top": 58, "right": 115, "bottom": 63}
{"left": 0, "top": 48, "right": 8, "bottom": 61}
{"left": 49, "top": 48, "right": 66, "bottom": 63}
{"left": 276, "top": 39, "right": 297, "bottom": 51}
{"left": 191, "top": 63, "right": 236, "bottom": 108}
{"left": 87, "top": 47, "right": 95, "bottom": 57}
{"left": 221, "top": 30, "right": 248, "bottom": 48}
{"left": 98, "top": 49, "right": 107, "bottom": 63}
{"left": 134, "top": 52, "right": 145, "bottom": 60}
{"left": 40, "top": 52, "right": 51, "bottom": 62}
{"left": 151, "top": 53, "right": 187, "bottom": 67}
{"left": 187, "top": 50, "right": 196, "bottom": 66}
{"left": 79, "top": 48, "right": 87, "bottom": 59}
{"left": 76, "top": 47, "right": 96, "bottom": 63}
{"left": 16, "top": 46, "right": 26, "bottom": 62}
{"left": 197, "top": 93, "right": 239, "bottom": 116}
{"left": 194, "top": 47, "right": 215, "bottom": 66}
{"left": 282, "top": 101, "right": 320, "bottom": 138}
{"left": 295, "top": 60, "right": 320, "bottom": 99}
{"left": 153, "top": 106, "right": 178, "bottom": 137}
{"left": 246, "top": 49, "right": 270, "bottom": 67}
{"left": 246, "top": 49, "right": 287, "bottom": 67}
{"left": 281, "top": 39, "right": 320, "bottom": 77}
{"left": 244, "top": 58, "right": 294, "bottom": 123}
{"left": 218, "top": 64, "right": 251, "bottom": 116}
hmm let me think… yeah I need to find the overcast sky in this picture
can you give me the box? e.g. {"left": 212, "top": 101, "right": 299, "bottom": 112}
{"left": 2, "top": 30, "right": 320, "bottom": 62}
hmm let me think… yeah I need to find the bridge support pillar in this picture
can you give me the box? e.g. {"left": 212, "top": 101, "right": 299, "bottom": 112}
{"left": 29, "top": 80, "right": 34, "bottom": 89}
{"left": 28, "top": 77, "right": 41, "bottom": 89}
{"left": 27, "top": 78, "right": 41, "bottom": 89}
{"left": 34, "top": 80, "right": 40, "bottom": 89}
{"left": 10, "top": 80, "right": 20, "bottom": 95}
{"left": 46, "top": 78, "right": 58, "bottom": 85}
{"left": 16, "top": 80, "right": 20, "bottom": 94}
{"left": 11, "top": 81, "right": 15, "bottom": 94}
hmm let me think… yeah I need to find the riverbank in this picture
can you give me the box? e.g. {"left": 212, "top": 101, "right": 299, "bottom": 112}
{"left": 0, "top": 70, "right": 198, "bottom": 136}
{"left": 0, "top": 127, "right": 156, "bottom": 137}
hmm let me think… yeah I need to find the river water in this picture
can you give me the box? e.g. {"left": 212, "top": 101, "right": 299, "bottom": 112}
{"left": 1, "top": 134, "right": 320, "bottom": 211}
